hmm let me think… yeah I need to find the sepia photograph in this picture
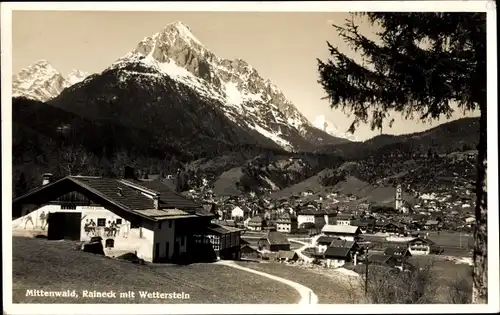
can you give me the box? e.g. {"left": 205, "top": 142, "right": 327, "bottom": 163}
{"left": 1, "top": 1, "right": 498, "bottom": 314}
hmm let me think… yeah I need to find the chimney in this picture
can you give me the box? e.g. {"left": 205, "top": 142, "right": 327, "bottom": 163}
{"left": 42, "top": 173, "right": 53, "bottom": 186}
{"left": 153, "top": 195, "right": 160, "bottom": 210}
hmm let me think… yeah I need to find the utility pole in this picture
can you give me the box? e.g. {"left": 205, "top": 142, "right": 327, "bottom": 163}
{"left": 459, "top": 227, "right": 462, "bottom": 249}
{"left": 364, "top": 247, "right": 369, "bottom": 296}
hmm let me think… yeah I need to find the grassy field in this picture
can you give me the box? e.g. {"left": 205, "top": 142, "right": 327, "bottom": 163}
{"left": 426, "top": 231, "right": 473, "bottom": 249}
{"left": 407, "top": 255, "right": 473, "bottom": 303}
{"left": 12, "top": 237, "right": 300, "bottom": 304}
{"left": 234, "top": 261, "right": 364, "bottom": 304}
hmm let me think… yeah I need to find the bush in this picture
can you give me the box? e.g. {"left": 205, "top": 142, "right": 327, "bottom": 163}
{"left": 359, "top": 262, "right": 437, "bottom": 304}
{"left": 447, "top": 276, "right": 472, "bottom": 304}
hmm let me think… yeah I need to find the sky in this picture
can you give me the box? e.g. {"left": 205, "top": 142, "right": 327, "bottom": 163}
{"left": 11, "top": 10, "right": 479, "bottom": 141}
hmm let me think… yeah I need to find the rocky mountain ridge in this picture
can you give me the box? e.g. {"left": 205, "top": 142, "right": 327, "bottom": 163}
{"left": 106, "top": 21, "right": 350, "bottom": 151}
{"left": 12, "top": 60, "right": 90, "bottom": 102}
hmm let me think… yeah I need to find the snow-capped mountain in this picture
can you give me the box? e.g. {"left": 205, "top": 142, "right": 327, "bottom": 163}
{"left": 105, "top": 21, "right": 347, "bottom": 151}
{"left": 48, "top": 21, "right": 349, "bottom": 154}
{"left": 313, "top": 115, "right": 359, "bottom": 142}
{"left": 65, "top": 69, "right": 91, "bottom": 86}
{"left": 12, "top": 60, "right": 90, "bottom": 102}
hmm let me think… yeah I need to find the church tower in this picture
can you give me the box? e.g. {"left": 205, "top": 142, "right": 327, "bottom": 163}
{"left": 395, "top": 184, "right": 404, "bottom": 212}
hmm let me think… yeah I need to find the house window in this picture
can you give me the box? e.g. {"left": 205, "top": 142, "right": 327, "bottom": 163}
{"left": 61, "top": 205, "right": 77, "bottom": 210}
{"left": 116, "top": 219, "right": 122, "bottom": 225}
{"left": 105, "top": 239, "right": 114, "bottom": 248}
{"left": 97, "top": 218, "right": 106, "bottom": 227}
{"left": 131, "top": 221, "right": 140, "bottom": 228}
{"left": 169, "top": 221, "right": 172, "bottom": 228}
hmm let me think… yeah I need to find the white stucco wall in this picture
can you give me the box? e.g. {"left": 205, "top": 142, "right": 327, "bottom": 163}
{"left": 325, "top": 258, "right": 345, "bottom": 268}
{"left": 231, "top": 207, "right": 244, "bottom": 218}
{"left": 248, "top": 225, "right": 262, "bottom": 231}
{"left": 317, "top": 244, "right": 328, "bottom": 253}
{"left": 152, "top": 220, "right": 187, "bottom": 260}
{"left": 337, "top": 220, "right": 351, "bottom": 226}
{"left": 276, "top": 223, "right": 291, "bottom": 233}
{"left": 408, "top": 245, "right": 430, "bottom": 255}
{"left": 297, "top": 215, "right": 314, "bottom": 227}
{"left": 14, "top": 205, "right": 128, "bottom": 238}
{"left": 12, "top": 204, "right": 158, "bottom": 262}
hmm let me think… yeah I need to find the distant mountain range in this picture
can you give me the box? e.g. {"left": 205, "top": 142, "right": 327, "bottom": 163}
{"left": 13, "top": 21, "right": 350, "bottom": 153}
{"left": 312, "top": 115, "right": 359, "bottom": 142}
{"left": 12, "top": 61, "right": 90, "bottom": 102}
{"left": 316, "top": 117, "right": 480, "bottom": 160}
{"left": 11, "top": 21, "right": 479, "bottom": 198}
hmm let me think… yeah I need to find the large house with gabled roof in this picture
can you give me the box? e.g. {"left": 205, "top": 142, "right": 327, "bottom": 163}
{"left": 12, "top": 172, "right": 214, "bottom": 263}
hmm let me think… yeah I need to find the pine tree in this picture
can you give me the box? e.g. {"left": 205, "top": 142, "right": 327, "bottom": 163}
{"left": 15, "top": 172, "right": 28, "bottom": 197}
{"left": 317, "top": 12, "right": 487, "bottom": 303}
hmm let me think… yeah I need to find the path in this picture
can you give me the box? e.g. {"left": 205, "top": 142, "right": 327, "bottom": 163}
{"left": 216, "top": 260, "right": 318, "bottom": 305}
{"left": 289, "top": 238, "right": 316, "bottom": 263}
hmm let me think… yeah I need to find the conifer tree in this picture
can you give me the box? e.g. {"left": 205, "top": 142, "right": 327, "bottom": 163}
{"left": 318, "top": 12, "right": 487, "bottom": 303}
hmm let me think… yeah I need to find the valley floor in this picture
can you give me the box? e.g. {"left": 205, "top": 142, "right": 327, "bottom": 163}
{"left": 11, "top": 237, "right": 300, "bottom": 304}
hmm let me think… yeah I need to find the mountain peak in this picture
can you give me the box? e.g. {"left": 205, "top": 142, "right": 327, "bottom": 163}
{"left": 12, "top": 61, "right": 90, "bottom": 102}
{"left": 167, "top": 21, "right": 192, "bottom": 32}
{"left": 66, "top": 69, "right": 90, "bottom": 86}
{"left": 313, "top": 115, "right": 359, "bottom": 142}
{"left": 107, "top": 24, "right": 351, "bottom": 151}
{"left": 31, "top": 60, "right": 53, "bottom": 67}
{"left": 19, "top": 60, "right": 57, "bottom": 74}
{"left": 160, "top": 20, "right": 203, "bottom": 47}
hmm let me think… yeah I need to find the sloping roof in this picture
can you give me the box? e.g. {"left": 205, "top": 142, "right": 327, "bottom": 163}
{"left": 219, "top": 220, "right": 236, "bottom": 227}
{"left": 384, "top": 246, "right": 411, "bottom": 257}
{"left": 323, "top": 246, "right": 351, "bottom": 258}
{"left": 336, "top": 214, "right": 352, "bottom": 220}
{"left": 351, "top": 218, "right": 376, "bottom": 227}
{"left": 249, "top": 216, "right": 263, "bottom": 224}
{"left": 240, "top": 238, "right": 250, "bottom": 246}
{"left": 128, "top": 179, "right": 201, "bottom": 209}
{"left": 384, "top": 221, "right": 404, "bottom": 228}
{"left": 241, "top": 244, "right": 259, "bottom": 252}
{"left": 408, "top": 237, "right": 436, "bottom": 245}
{"left": 239, "top": 205, "right": 253, "bottom": 213}
{"left": 207, "top": 223, "right": 243, "bottom": 235}
{"left": 322, "top": 224, "right": 361, "bottom": 235}
{"left": 316, "top": 236, "right": 337, "bottom": 245}
{"left": 368, "top": 254, "right": 392, "bottom": 264}
{"left": 13, "top": 176, "right": 205, "bottom": 222}
{"left": 135, "top": 208, "right": 189, "bottom": 217}
{"left": 72, "top": 177, "right": 155, "bottom": 211}
{"left": 297, "top": 208, "right": 317, "bottom": 215}
{"left": 266, "top": 231, "right": 290, "bottom": 245}
{"left": 160, "top": 179, "right": 177, "bottom": 190}
{"left": 329, "top": 239, "right": 356, "bottom": 250}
